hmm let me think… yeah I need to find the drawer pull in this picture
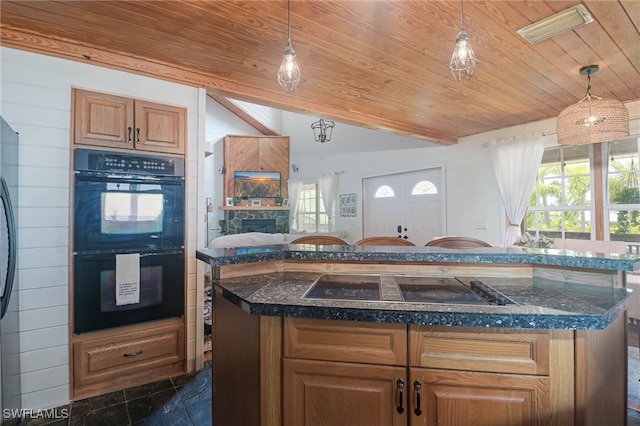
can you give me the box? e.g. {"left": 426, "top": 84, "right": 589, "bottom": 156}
{"left": 413, "top": 380, "right": 422, "bottom": 416}
{"left": 123, "top": 350, "right": 143, "bottom": 358}
{"left": 396, "top": 378, "right": 405, "bottom": 413}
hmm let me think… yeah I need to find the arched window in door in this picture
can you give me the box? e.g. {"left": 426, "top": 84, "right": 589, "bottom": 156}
{"left": 374, "top": 185, "right": 395, "bottom": 198}
{"left": 411, "top": 180, "right": 438, "bottom": 195}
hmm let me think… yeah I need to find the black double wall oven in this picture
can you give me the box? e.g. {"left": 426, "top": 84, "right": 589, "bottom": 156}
{"left": 73, "top": 148, "right": 185, "bottom": 334}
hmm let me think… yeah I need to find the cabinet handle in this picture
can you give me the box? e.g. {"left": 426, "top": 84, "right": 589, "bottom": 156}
{"left": 127, "top": 127, "right": 133, "bottom": 143}
{"left": 413, "top": 380, "right": 422, "bottom": 416}
{"left": 136, "top": 127, "right": 141, "bottom": 144}
{"left": 396, "top": 378, "right": 405, "bottom": 413}
{"left": 123, "top": 350, "right": 143, "bottom": 357}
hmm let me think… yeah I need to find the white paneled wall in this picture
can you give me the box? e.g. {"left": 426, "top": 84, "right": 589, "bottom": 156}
{"left": 0, "top": 47, "right": 201, "bottom": 410}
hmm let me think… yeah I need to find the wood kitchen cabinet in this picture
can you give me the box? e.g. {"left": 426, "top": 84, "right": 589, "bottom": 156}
{"left": 72, "top": 88, "right": 186, "bottom": 154}
{"left": 72, "top": 317, "right": 185, "bottom": 400}
{"left": 283, "top": 318, "right": 408, "bottom": 426}
{"left": 408, "top": 326, "right": 571, "bottom": 425}
{"left": 284, "top": 359, "right": 406, "bottom": 426}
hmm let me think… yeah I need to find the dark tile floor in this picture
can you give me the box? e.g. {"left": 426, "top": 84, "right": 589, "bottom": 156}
{"left": 14, "top": 363, "right": 211, "bottom": 426}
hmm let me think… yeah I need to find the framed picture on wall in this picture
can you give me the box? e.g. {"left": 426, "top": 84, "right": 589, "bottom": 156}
{"left": 251, "top": 199, "right": 261, "bottom": 207}
{"left": 339, "top": 193, "right": 357, "bottom": 217}
{"left": 225, "top": 197, "right": 234, "bottom": 207}
{"left": 283, "top": 198, "right": 289, "bottom": 206}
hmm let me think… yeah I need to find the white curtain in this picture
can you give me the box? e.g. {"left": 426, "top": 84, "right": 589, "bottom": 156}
{"left": 318, "top": 173, "right": 338, "bottom": 232}
{"left": 288, "top": 179, "right": 302, "bottom": 231}
{"left": 489, "top": 132, "right": 545, "bottom": 247}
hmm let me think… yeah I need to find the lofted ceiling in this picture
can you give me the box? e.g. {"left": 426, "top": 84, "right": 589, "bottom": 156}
{"left": 1, "top": 1, "right": 638, "bottom": 145}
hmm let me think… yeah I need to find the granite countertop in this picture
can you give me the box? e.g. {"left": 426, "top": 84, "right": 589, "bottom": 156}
{"left": 214, "top": 270, "right": 630, "bottom": 330}
{"left": 198, "top": 243, "right": 639, "bottom": 330}
{"left": 196, "top": 243, "right": 640, "bottom": 271}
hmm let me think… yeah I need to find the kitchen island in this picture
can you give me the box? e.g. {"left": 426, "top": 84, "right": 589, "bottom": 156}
{"left": 197, "top": 244, "right": 639, "bottom": 426}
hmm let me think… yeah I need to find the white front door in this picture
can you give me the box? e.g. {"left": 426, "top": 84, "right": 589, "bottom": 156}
{"left": 363, "top": 168, "right": 444, "bottom": 245}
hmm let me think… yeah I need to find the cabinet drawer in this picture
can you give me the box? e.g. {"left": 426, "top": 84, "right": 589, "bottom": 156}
{"left": 285, "top": 318, "right": 407, "bottom": 366}
{"left": 409, "top": 325, "right": 550, "bottom": 375}
{"left": 74, "top": 321, "right": 185, "bottom": 388}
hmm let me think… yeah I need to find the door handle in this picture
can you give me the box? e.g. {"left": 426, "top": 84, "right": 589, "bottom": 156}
{"left": 397, "top": 225, "right": 402, "bottom": 233}
{"left": 396, "top": 378, "right": 405, "bottom": 413}
{"left": 413, "top": 380, "right": 422, "bottom": 416}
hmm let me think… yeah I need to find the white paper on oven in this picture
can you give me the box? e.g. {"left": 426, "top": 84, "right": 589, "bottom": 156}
{"left": 115, "top": 253, "right": 140, "bottom": 306}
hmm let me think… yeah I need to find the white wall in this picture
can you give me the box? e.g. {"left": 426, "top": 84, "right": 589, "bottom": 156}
{"left": 287, "top": 100, "right": 640, "bottom": 244}
{"left": 0, "top": 47, "right": 201, "bottom": 410}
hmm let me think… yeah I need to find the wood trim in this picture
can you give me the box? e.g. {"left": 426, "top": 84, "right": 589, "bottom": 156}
{"left": 593, "top": 143, "right": 605, "bottom": 240}
{"left": 260, "top": 316, "right": 282, "bottom": 426}
{"left": 207, "top": 92, "right": 280, "bottom": 136}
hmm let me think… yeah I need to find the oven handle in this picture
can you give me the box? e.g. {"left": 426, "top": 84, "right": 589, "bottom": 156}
{"left": 74, "top": 249, "right": 184, "bottom": 259}
{"left": 75, "top": 172, "right": 184, "bottom": 185}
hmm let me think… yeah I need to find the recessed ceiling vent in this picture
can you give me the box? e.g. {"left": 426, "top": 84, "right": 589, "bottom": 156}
{"left": 517, "top": 5, "right": 593, "bottom": 44}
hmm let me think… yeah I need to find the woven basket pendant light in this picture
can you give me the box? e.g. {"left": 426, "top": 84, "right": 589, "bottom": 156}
{"left": 556, "top": 65, "right": 629, "bottom": 145}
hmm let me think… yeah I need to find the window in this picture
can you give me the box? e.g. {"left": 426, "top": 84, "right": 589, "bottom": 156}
{"left": 606, "top": 138, "right": 640, "bottom": 248}
{"left": 524, "top": 138, "right": 640, "bottom": 250}
{"left": 411, "top": 180, "right": 438, "bottom": 195}
{"left": 296, "top": 183, "right": 328, "bottom": 233}
{"left": 525, "top": 145, "right": 592, "bottom": 239}
{"left": 374, "top": 185, "right": 395, "bottom": 198}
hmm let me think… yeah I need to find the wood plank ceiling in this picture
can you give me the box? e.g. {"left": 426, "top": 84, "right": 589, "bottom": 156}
{"left": 1, "top": 1, "right": 638, "bottom": 145}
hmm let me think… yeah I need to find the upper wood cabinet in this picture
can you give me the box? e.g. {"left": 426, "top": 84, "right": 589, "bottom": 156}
{"left": 73, "top": 88, "right": 186, "bottom": 155}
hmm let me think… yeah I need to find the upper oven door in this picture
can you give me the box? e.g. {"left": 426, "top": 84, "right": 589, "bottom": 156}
{"left": 74, "top": 173, "right": 185, "bottom": 253}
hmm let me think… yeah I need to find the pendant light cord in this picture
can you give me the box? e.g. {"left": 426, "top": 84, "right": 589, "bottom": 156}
{"left": 585, "top": 69, "right": 592, "bottom": 98}
{"left": 460, "top": 0, "right": 465, "bottom": 30}
{"left": 287, "top": 0, "right": 291, "bottom": 44}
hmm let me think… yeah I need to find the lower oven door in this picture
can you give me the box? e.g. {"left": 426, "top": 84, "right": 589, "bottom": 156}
{"left": 73, "top": 249, "right": 184, "bottom": 334}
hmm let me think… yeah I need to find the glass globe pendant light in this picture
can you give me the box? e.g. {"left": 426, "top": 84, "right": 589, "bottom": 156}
{"left": 277, "top": 0, "right": 301, "bottom": 91}
{"left": 449, "top": 0, "right": 477, "bottom": 81}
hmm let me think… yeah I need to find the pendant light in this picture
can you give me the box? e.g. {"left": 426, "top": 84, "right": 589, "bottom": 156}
{"left": 277, "top": 0, "right": 301, "bottom": 91}
{"left": 556, "top": 65, "right": 629, "bottom": 145}
{"left": 311, "top": 118, "right": 335, "bottom": 143}
{"left": 449, "top": 0, "right": 477, "bottom": 81}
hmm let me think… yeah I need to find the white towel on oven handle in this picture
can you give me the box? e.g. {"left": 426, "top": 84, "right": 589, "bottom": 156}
{"left": 115, "top": 253, "right": 140, "bottom": 306}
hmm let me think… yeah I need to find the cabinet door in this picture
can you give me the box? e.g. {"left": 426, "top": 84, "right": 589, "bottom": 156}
{"left": 284, "top": 358, "right": 407, "bottom": 426}
{"left": 134, "top": 100, "right": 186, "bottom": 154}
{"left": 73, "top": 88, "right": 134, "bottom": 149}
{"left": 409, "top": 368, "right": 551, "bottom": 426}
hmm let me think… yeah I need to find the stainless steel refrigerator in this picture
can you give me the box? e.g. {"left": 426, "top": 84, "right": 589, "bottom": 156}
{"left": 0, "top": 116, "right": 20, "bottom": 422}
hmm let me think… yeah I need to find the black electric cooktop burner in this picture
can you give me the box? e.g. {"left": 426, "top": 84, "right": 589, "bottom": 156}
{"left": 396, "top": 276, "right": 488, "bottom": 305}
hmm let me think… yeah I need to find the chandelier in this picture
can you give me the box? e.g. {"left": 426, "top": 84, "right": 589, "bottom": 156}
{"left": 277, "top": 0, "right": 301, "bottom": 91}
{"left": 311, "top": 119, "right": 335, "bottom": 143}
{"left": 556, "top": 65, "right": 629, "bottom": 145}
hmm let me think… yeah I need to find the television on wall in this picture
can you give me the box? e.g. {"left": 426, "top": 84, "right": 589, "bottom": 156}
{"left": 234, "top": 171, "right": 281, "bottom": 198}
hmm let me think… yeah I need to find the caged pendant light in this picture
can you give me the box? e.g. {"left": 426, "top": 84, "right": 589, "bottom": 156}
{"left": 556, "top": 65, "right": 629, "bottom": 145}
{"left": 311, "top": 119, "right": 335, "bottom": 143}
{"left": 449, "top": 0, "right": 477, "bottom": 81}
{"left": 277, "top": 0, "right": 301, "bottom": 91}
